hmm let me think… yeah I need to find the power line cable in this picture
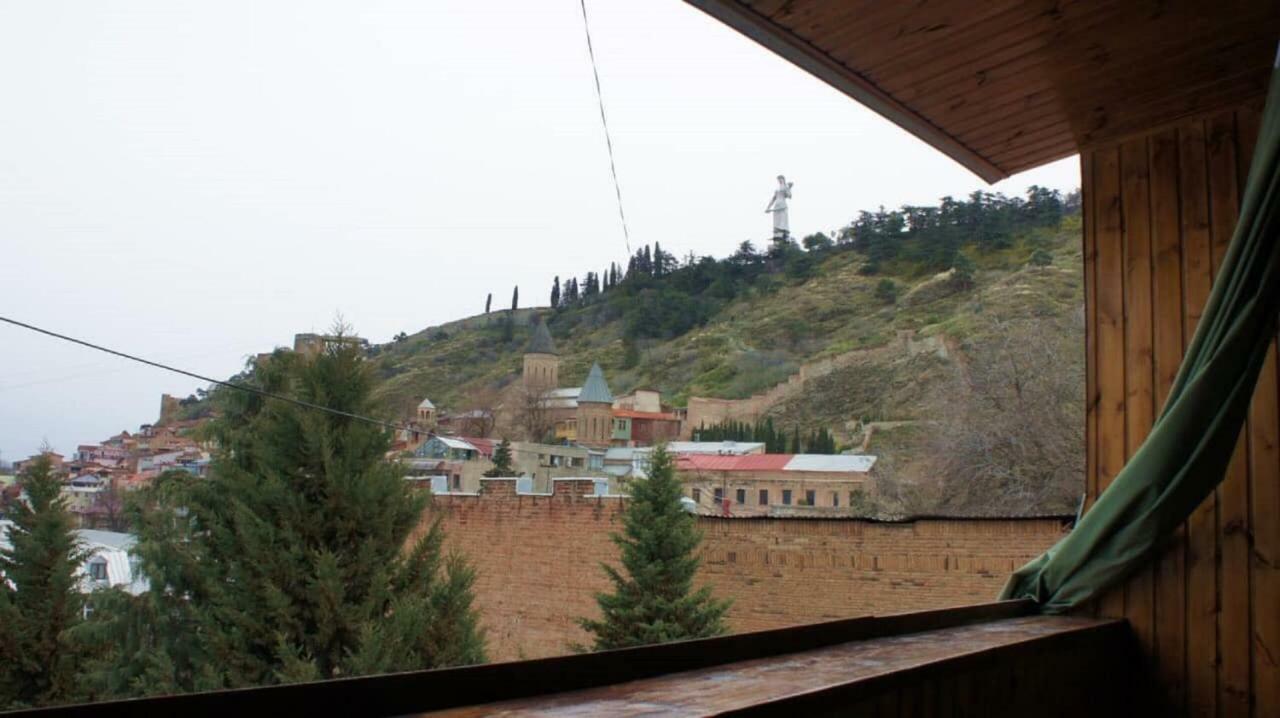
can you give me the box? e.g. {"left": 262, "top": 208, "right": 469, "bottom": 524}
{"left": 578, "top": 0, "right": 632, "bottom": 255}
{"left": 0, "top": 315, "right": 411, "bottom": 434}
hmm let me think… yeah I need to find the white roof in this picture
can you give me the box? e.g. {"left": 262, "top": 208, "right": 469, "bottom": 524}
{"left": 544, "top": 386, "right": 581, "bottom": 410}
{"left": 784, "top": 454, "right": 877, "bottom": 473}
{"left": 665, "top": 441, "right": 766, "bottom": 455}
{"left": 1, "top": 522, "right": 148, "bottom": 595}
{"left": 417, "top": 398, "right": 436, "bottom": 410}
{"left": 435, "top": 436, "right": 479, "bottom": 452}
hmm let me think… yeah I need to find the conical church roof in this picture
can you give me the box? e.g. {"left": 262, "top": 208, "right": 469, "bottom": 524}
{"left": 526, "top": 319, "right": 558, "bottom": 355}
{"left": 578, "top": 363, "right": 613, "bottom": 404}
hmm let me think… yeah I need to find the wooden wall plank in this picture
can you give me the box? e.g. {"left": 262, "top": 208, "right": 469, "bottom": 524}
{"left": 1249, "top": 344, "right": 1279, "bottom": 718}
{"left": 1119, "top": 136, "right": 1156, "bottom": 652}
{"left": 1083, "top": 152, "right": 1099, "bottom": 519}
{"left": 1092, "top": 146, "right": 1127, "bottom": 621}
{"left": 1175, "top": 118, "right": 1219, "bottom": 718}
{"left": 1206, "top": 110, "right": 1251, "bottom": 717}
{"left": 1236, "top": 97, "right": 1276, "bottom": 718}
{"left": 1147, "top": 127, "right": 1187, "bottom": 715}
{"left": 1082, "top": 99, "right": 1268, "bottom": 718}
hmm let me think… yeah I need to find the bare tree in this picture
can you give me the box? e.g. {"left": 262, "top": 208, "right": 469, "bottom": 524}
{"left": 925, "top": 312, "right": 1085, "bottom": 515}
{"left": 92, "top": 477, "right": 127, "bottom": 532}
{"left": 516, "top": 385, "right": 556, "bottom": 444}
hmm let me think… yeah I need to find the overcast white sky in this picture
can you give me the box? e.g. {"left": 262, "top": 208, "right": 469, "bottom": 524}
{"left": 0, "top": 0, "right": 1078, "bottom": 462}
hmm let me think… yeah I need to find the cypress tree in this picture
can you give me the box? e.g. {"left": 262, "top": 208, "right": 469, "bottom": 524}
{"left": 788, "top": 426, "right": 801, "bottom": 454}
{"left": 89, "top": 333, "right": 485, "bottom": 695}
{"left": 483, "top": 439, "right": 514, "bottom": 477}
{"left": 0, "top": 453, "right": 89, "bottom": 709}
{"left": 550, "top": 277, "right": 560, "bottom": 308}
{"left": 511, "top": 286, "right": 519, "bottom": 311}
{"left": 579, "top": 445, "right": 729, "bottom": 650}
{"left": 484, "top": 293, "right": 492, "bottom": 314}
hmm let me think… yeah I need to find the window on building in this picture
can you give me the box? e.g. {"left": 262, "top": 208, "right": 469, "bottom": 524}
{"left": 713, "top": 487, "right": 724, "bottom": 504}
{"left": 805, "top": 490, "right": 816, "bottom": 506}
{"left": 88, "top": 559, "right": 108, "bottom": 582}
{"left": 692, "top": 488, "right": 701, "bottom": 504}
{"left": 782, "top": 489, "right": 792, "bottom": 505}
{"left": 759, "top": 489, "right": 769, "bottom": 505}
{"left": 832, "top": 492, "right": 839, "bottom": 507}
{"left": 452, "top": 475, "right": 461, "bottom": 490}
{"left": 735, "top": 488, "right": 745, "bottom": 505}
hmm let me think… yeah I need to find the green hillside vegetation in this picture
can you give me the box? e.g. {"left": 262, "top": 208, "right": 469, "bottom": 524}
{"left": 370, "top": 188, "right": 1078, "bottom": 408}
{"left": 366, "top": 187, "right": 1084, "bottom": 514}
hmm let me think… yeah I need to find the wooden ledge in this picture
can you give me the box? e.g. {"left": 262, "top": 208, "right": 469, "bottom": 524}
{"left": 422, "top": 615, "right": 1126, "bottom": 717}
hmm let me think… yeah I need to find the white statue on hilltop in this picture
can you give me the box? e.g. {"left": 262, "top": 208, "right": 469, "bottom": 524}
{"left": 765, "top": 174, "right": 793, "bottom": 239}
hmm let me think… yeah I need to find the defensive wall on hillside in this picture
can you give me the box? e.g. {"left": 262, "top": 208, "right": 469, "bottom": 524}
{"left": 416, "top": 478, "right": 1069, "bottom": 661}
{"left": 681, "top": 330, "right": 951, "bottom": 438}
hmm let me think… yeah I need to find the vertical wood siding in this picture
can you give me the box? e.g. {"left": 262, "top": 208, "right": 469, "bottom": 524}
{"left": 1082, "top": 104, "right": 1276, "bottom": 718}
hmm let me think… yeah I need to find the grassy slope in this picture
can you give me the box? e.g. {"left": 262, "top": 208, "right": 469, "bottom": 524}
{"left": 369, "top": 216, "right": 1083, "bottom": 441}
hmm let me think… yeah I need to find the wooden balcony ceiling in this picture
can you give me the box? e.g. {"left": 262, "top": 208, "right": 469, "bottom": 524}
{"left": 687, "top": 0, "right": 1280, "bottom": 182}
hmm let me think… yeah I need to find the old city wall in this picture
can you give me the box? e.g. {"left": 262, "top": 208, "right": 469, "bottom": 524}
{"left": 419, "top": 479, "right": 1067, "bottom": 661}
{"left": 681, "top": 331, "right": 950, "bottom": 438}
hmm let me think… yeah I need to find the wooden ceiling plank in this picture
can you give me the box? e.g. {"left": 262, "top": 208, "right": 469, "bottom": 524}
{"left": 910, "top": 10, "right": 1273, "bottom": 118}
{"left": 812, "top": 0, "right": 1027, "bottom": 67}
{"left": 862, "top": 0, "right": 1107, "bottom": 80}
{"left": 686, "top": 0, "right": 1008, "bottom": 182}
{"left": 915, "top": 32, "right": 1271, "bottom": 145}
{"left": 882, "top": 4, "right": 1128, "bottom": 105}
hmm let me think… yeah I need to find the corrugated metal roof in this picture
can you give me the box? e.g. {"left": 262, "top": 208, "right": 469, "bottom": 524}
{"left": 459, "top": 437, "right": 496, "bottom": 458}
{"left": 436, "top": 436, "right": 479, "bottom": 452}
{"left": 577, "top": 363, "right": 613, "bottom": 404}
{"left": 784, "top": 454, "right": 876, "bottom": 473}
{"left": 665, "top": 441, "right": 765, "bottom": 455}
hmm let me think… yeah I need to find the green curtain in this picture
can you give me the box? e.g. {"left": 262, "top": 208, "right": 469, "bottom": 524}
{"left": 1001, "top": 60, "right": 1280, "bottom": 612}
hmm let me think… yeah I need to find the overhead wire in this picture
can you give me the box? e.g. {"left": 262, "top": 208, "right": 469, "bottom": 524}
{"left": 578, "top": 0, "right": 632, "bottom": 256}
{"left": 0, "top": 315, "right": 411, "bottom": 434}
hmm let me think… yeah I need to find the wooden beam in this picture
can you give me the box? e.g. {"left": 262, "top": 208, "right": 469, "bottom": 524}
{"left": 685, "top": 0, "right": 1009, "bottom": 183}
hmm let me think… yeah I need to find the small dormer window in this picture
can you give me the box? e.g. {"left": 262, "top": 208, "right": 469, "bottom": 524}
{"left": 88, "top": 558, "right": 108, "bottom": 582}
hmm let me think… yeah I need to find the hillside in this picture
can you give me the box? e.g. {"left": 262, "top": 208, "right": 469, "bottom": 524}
{"left": 367, "top": 190, "right": 1085, "bottom": 514}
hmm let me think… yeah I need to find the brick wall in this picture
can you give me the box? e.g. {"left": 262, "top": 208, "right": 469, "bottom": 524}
{"left": 419, "top": 479, "right": 1068, "bottom": 662}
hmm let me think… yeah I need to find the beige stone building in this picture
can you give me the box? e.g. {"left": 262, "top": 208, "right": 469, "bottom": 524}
{"left": 676, "top": 453, "right": 876, "bottom": 516}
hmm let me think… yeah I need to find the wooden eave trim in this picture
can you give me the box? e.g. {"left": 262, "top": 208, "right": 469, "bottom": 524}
{"left": 685, "top": 0, "right": 1011, "bottom": 184}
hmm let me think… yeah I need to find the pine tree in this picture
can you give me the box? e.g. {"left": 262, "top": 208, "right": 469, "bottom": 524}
{"left": 579, "top": 445, "right": 729, "bottom": 650}
{"left": 87, "top": 333, "right": 485, "bottom": 696}
{"left": 483, "top": 439, "right": 514, "bottom": 477}
{"left": 511, "top": 286, "right": 519, "bottom": 311}
{"left": 0, "top": 452, "right": 89, "bottom": 709}
{"left": 550, "top": 277, "right": 561, "bottom": 308}
{"left": 788, "top": 426, "right": 801, "bottom": 454}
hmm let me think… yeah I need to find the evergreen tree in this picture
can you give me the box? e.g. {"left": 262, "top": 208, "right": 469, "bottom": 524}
{"left": 0, "top": 453, "right": 88, "bottom": 709}
{"left": 483, "top": 439, "right": 514, "bottom": 477}
{"left": 550, "top": 277, "right": 560, "bottom": 308}
{"left": 84, "top": 334, "right": 485, "bottom": 696}
{"left": 788, "top": 426, "right": 801, "bottom": 454}
{"left": 511, "top": 286, "right": 519, "bottom": 311}
{"left": 579, "top": 445, "right": 729, "bottom": 650}
{"left": 485, "top": 293, "right": 492, "bottom": 314}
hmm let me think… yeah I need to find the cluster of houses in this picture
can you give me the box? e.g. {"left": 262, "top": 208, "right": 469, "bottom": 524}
{"left": 6, "top": 413, "right": 210, "bottom": 530}
{"left": 392, "top": 321, "right": 879, "bottom": 516}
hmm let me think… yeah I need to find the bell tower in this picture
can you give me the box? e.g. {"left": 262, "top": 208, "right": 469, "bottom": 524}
{"left": 523, "top": 318, "right": 560, "bottom": 392}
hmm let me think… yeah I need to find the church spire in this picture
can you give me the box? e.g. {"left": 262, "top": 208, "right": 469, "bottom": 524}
{"left": 526, "top": 318, "right": 558, "bottom": 355}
